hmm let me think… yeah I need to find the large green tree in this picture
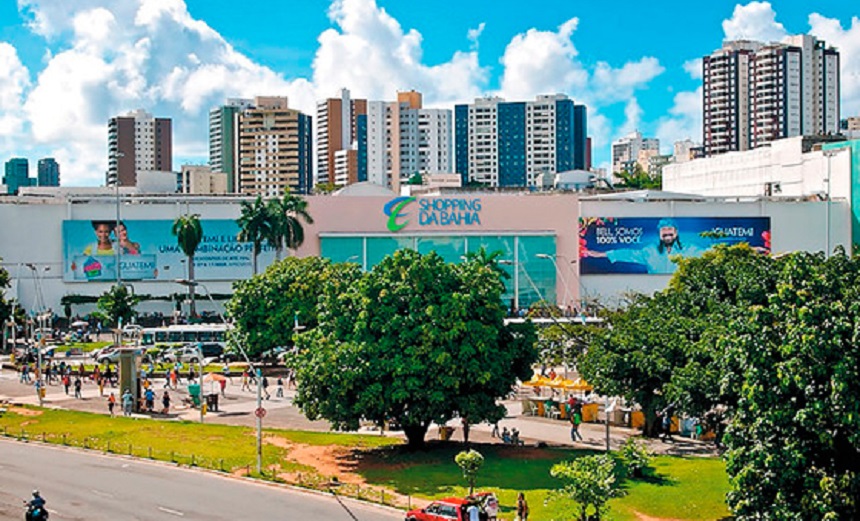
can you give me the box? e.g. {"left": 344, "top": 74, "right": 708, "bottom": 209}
{"left": 227, "top": 257, "right": 358, "bottom": 357}
{"left": 579, "top": 245, "right": 775, "bottom": 436}
{"left": 722, "top": 250, "right": 860, "bottom": 519}
{"left": 237, "top": 196, "right": 271, "bottom": 275}
{"left": 172, "top": 213, "right": 204, "bottom": 316}
{"left": 292, "top": 249, "right": 537, "bottom": 448}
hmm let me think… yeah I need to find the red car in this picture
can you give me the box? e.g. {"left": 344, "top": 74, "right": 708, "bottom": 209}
{"left": 406, "top": 498, "right": 469, "bottom": 521}
{"left": 405, "top": 493, "right": 499, "bottom": 521}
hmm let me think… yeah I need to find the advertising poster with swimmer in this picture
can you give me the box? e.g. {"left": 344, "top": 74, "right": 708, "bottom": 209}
{"left": 578, "top": 217, "right": 771, "bottom": 274}
{"left": 62, "top": 219, "right": 277, "bottom": 282}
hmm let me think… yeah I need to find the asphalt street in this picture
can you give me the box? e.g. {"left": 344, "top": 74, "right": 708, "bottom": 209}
{"left": 0, "top": 439, "right": 402, "bottom": 521}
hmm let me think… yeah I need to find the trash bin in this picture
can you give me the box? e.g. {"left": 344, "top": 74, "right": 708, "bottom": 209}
{"left": 206, "top": 393, "right": 219, "bottom": 412}
{"left": 188, "top": 384, "right": 201, "bottom": 407}
{"left": 439, "top": 426, "right": 456, "bottom": 441}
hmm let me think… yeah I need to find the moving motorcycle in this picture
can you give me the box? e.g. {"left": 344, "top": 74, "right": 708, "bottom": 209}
{"left": 23, "top": 490, "right": 49, "bottom": 521}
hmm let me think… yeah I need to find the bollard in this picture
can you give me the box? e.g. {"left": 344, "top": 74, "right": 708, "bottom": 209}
{"left": 148, "top": 447, "right": 153, "bottom": 459}
{"left": 107, "top": 441, "right": 111, "bottom": 453}
{"left": 62, "top": 433, "right": 67, "bottom": 445}
{"left": 84, "top": 438, "right": 88, "bottom": 450}
{"left": 357, "top": 485, "right": 361, "bottom": 499}
{"left": 128, "top": 444, "right": 132, "bottom": 455}
{"left": 381, "top": 489, "right": 385, "bottom": 505}
{"left": 170, "top": 451, "right": 175, "bottom": 462}
{"left": 247, "top": 465, "right": 251, "bottom": 477}
{"left": 42, "top": 432, "right": 46, "bottom": 442}
{"left": 191, "top": 454, "right": 195, "bottom": 467}
{"left": 219, "top": 458, "right": 224, "bottom": 472}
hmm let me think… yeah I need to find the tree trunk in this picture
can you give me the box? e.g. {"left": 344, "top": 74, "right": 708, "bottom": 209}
{"left": 252, "top": 243, "right": 259, "bottom": 276}
{"left": 643, "top": 407, "right": 660, "bottom": 437}
{"left": 188, "top": 255, "right": 197, "bottom": 318}
{"left": 402, "top": 423, "right": 429, "bottom": 449}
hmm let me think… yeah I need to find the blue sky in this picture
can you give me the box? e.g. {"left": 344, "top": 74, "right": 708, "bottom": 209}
{"left": 0, "top": 0, "right": 858, "bottom": 185}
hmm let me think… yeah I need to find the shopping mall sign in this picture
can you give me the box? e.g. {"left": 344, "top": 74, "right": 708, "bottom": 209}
{"left": 383, "top": 197, "right": 482, "bottom": 232}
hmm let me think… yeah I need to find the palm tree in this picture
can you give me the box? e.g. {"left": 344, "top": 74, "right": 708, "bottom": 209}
{"left": 171, "top": 214, "right": 203, "bottom": 317}
{"left": 464, "top": 246, "right": 510, "bottom": 280}
{"left": 268, "top": 192, "right": 314, "bottom": 259}
{"left": 237, "top": 196, "right": 271, "bottom": 275}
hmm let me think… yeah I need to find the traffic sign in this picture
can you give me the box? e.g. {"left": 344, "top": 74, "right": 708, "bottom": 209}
{"left": 255, "top": 407, "right": 267, "bottom": 418}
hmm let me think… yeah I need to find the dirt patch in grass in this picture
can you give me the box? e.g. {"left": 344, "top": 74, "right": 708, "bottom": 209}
{"left": 8, "top": 407, "right": 42, "bottom": 416}
{"left": 635, "top": 513, "right": 687, "bottom": 521}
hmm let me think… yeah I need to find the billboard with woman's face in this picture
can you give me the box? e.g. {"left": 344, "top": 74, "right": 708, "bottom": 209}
{"left": 579, "top": 217, "right": 771, "bottom": 274}
{"left": 62, "top": 219, "right": 277, "bottom": 282}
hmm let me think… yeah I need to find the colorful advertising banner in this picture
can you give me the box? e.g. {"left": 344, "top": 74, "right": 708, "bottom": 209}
{"left": 579, "top": 217, "right": 771, "bottom": 274}
{"left": 62, "top": 220, "right": 276, "bottom": 282}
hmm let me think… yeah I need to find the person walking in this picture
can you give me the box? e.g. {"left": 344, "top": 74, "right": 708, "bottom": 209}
{"left": 569, "top": 399, "right": 584, "bottom": 442}
{"left": 73, "top": 376, "right": 82, "bottom": 399}
{"left": 62, "top": 374, "right": 71, "bottom": 395}
{"left": 241, "top": 369, "right": 251, "bottom": 392}
{"left": 107, "top": 392, "right": 116, "bottom": 417}
{"left": 276, "top": 377, "right": 284, "bottom": 398}
{"left": 162, "top": 390, "right": 171, "bottom": 415}
{"left": 121, "top": 389, "right": 133, "bottom": 416}
{"left": 515, "top": 492, "right": 529, "bottom": 521}
{"left": 262, "top": 376, "right": 270, "bottom": 400}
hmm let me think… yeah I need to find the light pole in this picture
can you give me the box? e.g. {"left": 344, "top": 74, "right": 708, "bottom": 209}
{"left": 175, "top": 279, "right": 264, "bottom": 472}
{"left": 822, "top": 149, "right": 838, "bottom": 258}
{"left": 536, "top": 253, "right": 572, "bottom": 309}
{"left": 112, "top": 152, "right": 125, "bottom": 284}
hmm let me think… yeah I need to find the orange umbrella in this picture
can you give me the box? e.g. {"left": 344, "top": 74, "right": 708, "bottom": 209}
{"left": 203, "top": 373, "right": 227, "bottom": 383}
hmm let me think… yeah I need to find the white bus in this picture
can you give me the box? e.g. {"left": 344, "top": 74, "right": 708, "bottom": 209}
{"left": 140, "top": 324, "right": 230, "bottom": 349}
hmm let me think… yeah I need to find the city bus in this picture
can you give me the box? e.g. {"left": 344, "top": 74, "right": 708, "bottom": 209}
{"left": 140, "top": 324, "right": 230, "bottom": 350}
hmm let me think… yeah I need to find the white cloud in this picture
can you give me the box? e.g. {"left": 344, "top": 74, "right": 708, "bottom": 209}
{"left": 683, "top": 58, "right": 703, "bottom": 80}
{"left": 656, "top": 86, "right": 703, "bottom": 150}
{"left": 467, "top": 22, "right": 485, "bottom": 49}
{"left": 809, "top": 13, "right": 860, "bottom": 117}
{"left": 619, "top": 99, "right": 642, "bottom": 136}
{"left": 9, "top": 0, "right": 670, "bottom": 184}
{"left": 0, "top": 43, "right": 31, "bottom": 139}
{"left": 312, "top": 0, "right": 487, "bottom": 106}
{"left": 722, "top": 1, "right": 787, "bottom": 42}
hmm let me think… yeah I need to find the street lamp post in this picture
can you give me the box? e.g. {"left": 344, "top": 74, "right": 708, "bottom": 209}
{"left": 822, "top": 149, "right": 838, "bottom": 258}
{"left": 175, "top": 279, "right": 264, "bottom": 473}
{"left": 536, "top": 253, "right": 572, "bottom": 309}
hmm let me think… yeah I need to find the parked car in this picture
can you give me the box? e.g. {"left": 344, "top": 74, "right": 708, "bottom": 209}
{"left": 162, "top": 343, "right": 224, "bottom": 364}
{"left": 405, "top": 493, "right": 498, "bottom": 521}
{"left": 96, "top": 347, "right": 148, "bottom": 365}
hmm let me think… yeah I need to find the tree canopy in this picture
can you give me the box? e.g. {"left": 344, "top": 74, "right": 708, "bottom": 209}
{"left": 0, "top": 260, "right": 11, "bottom": 328}
{"left": 97, "top": 284, "right": 139, "bottom": 328}
{"left": 579, "top": 244, "right": 860, "bottom": 519}
{"left": 227, "top": 256, "right": 359, "bottom": 357}
{"left": 292, "top": 249, "right": 537, "bottom": 447}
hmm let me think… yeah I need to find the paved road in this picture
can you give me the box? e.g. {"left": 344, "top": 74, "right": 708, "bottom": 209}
{"left": 0, "top": 439, "right": 402, "bottom": 521}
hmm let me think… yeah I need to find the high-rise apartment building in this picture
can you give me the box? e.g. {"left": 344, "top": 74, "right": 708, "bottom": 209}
{"left": 236, "top": 96, "right": 313, "bottom": 196}
{"left": 703, "top": 36, "right": 840, "bottom": 156}
{"left": 3, "top": 158, "right": 34, "bottom": 194}
{"left": 209, "top": 98, "right": 252, "bottom": 193}
{"left": 316, "top": 89, "right": 367, "bottom": 187}
{"left": 37, "top": 158, "right": 60, "bottom": 187}
{"left": 611, "top": 131, "right": 659, "bottom": 173}
{"left": 455, "top": 94, "right": 587, "bottom": 187}
{"left": 365, "top": 91, "right": 452, "bottom": 192}
{"left": 107, "top": 109, "right": 172, "bottom": 186}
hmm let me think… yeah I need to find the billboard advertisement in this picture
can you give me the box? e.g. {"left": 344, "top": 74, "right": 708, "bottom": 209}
{"left": 579, "top": 217, "right": 771, "bottom": 274}
{"left": 62, "top": 220, "right": 276, "bottom": 282}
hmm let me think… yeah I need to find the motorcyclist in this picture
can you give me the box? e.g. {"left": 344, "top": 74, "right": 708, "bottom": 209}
{"left": 25, "top": 490, "right": 48, "bottom": 521}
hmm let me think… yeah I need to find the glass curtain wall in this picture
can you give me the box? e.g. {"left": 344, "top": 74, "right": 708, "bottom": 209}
{"left": 320, "top": 235, "right": 556, "bottom": 311}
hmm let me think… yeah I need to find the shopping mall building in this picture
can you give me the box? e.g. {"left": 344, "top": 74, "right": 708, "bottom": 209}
{"left": 0, "top": 184, "right": 849, "bottom": 317}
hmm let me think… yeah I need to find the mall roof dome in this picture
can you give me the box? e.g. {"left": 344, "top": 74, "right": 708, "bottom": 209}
{"left": 333, "top": 182, "right": 397, "bottom": 197}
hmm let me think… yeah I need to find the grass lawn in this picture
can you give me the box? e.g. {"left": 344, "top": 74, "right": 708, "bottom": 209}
{"left": 0, "top": 406, "right": 393, "bottom": 476}
{"left": 358, "top": 444, "right": 730, "bottom": 521}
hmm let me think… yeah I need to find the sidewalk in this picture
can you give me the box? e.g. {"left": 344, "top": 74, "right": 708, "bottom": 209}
{"left": 0, "top": 359, "right": 717, "bottom": 456}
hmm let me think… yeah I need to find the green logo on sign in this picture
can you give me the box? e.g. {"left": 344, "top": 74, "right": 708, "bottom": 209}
{"left": 383, "top": 196, "right": 416, "bottom": 232}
